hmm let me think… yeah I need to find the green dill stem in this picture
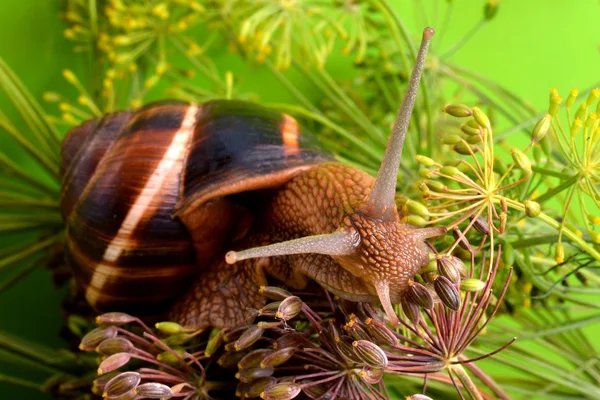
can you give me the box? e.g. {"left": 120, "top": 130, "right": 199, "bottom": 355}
{"left": 0, "top": 232, "right": 63, "bottom": 270}
{"left": 263, "top": 60, "right": 319, "bottom": 113}
{"left": 449, "top": 364, "right": 483, "bottom": 400}
{"left": 448, "top": 64, "right": 538, "bottom": 119}
{"left": 0, "top": 372, "right": 41, "bottom": 391}
{"left": 530, "top": 165, "right": 573, "bottom": 179}
{"left": 0, "top": 112, "right": 60, "bottom": 178}
{"left": 440, "top": 19, "right": 486, "bottom": 60}
{"left": 0, "top": 154, "right": 59, "bottom": 197}
{"left": 462, "top": 360, "right": 511, "bottom": 400}
{"left": 534, "top": 174, "right": 579, "bottom": 204}
{"left": 0, "top": 261, "right": 38, "bottom": 294}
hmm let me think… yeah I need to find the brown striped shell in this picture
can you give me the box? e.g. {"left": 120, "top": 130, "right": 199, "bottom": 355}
{"left": 60, "top": 100, "right": 330, "bottom": 316}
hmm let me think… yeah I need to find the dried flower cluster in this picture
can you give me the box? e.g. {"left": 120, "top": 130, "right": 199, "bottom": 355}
{"left": 78, "top": 244, "right": 512, "bottom": 400}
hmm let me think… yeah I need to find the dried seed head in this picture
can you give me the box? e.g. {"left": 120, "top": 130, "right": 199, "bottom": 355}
{"left": 234, "top": 325, "right": 265, "bottom": 351}
{"left": 401, "top": 295, "right": 421, "bottom": 325}
{"left": 452, "top": 228, "right": 471, "bottom": 250}
{"left": 261, "top": 347, "right": 296, "bottom": 368}
{"left": 470, "top": 215, "right": 490, "bottom": 236}
{"left": 238, "top": 349, "right": 272, "bottom": 369}
{"left": 343, "top": 315, "right": 371, "bottom": 341}
{"left": 217, "top": 348, "right": 250, "bottom": 368}
{"left": 434, "top": 276, "right": 461, "bottom": 311}
{"left": 259, "top": 301, "right": 282, "bottom": 317}
{"left": 102, "top": 372, "right": 140, "bottom": 399}
{"left": 237, "top": 377, "right": 276, "bottom": 398}
{"left": 405, "top": 281, "right": 434, "bottom": 309}
{"left": 80, "top": 326, "right": 118, "bottom": 352}
{"left": 336, "top": 339, "right": 363, "bottom": 364}
{"left": 437, "top": 256, "right": 464, "bottom": 284}
{"left": 98, "top": 352, "right": 132, "bottom": 375}
{"left": 236, "top": 366, "right": 275, "bottom": 383}
{"left": 365, "top": 318, "right": 399, "bottom": 347}
{"left": 135, "top": 382, "right": 174, "bottom": 399}
{"left": 95, "top": 312, "right": 137, "bottom": 326}
{"left": 461, "top": 278, "right": 486, "bottom": 292}
{"left": 276, "top": 296, "right": 303, "bottom": 320}
{"left": 260, "top": 286, "right": 293, "bottom": 301}
{"left": 260, "top": 382, "right": 301, "bottom": 400}
{"left": 352, "top": 340, "right": 388, "bottom": 368}
{"left": 97, "top": 337, "right": 134, "bottom": 355}
{"left": 443, "top": 104, "right": 472, "bottom": 118}
{"left": 359, "top": 366, "right": 385, "bottom": 384}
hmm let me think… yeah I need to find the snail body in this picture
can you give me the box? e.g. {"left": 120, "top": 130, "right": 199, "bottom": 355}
{"left": 61, "top": 28, "right": 443, "bottom": 328}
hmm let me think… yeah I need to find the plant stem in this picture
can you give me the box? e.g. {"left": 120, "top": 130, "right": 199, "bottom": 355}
{"left": 449, "top": 363, "right": 483, "bottom": 400}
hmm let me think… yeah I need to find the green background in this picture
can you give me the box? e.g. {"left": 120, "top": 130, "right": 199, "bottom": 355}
{"left": 0, "top": 1, "right": 599, "bottom": 399}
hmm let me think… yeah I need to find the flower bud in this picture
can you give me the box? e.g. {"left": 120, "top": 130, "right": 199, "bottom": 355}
{"left": 472, "top": 107, "right": 491, "bottom": 130}
{"left": 92, "top": 372, "right": 119, "bottom": 395}
{"left": 524, "top": 200, "right": 541, "bottom": 217}
{"left": 259, "top": 301, "right": 282, "bottom": 317}
{"left": 102, "top": 372, "right": 140, "bottom": 399}
{"left": 586, "top": 88, "right": 600, "bottom": 106}
{"left": 460, "top": 278, "right": 486, "bottom": 292}
{"left": 261, "top": 347, "right": 296, "bottom": 368}
{"left": 260, "top": 382, "right": 301, "bottom": 400}
{"left": 259, "top": 286, "right": 292, "bottom": 301}
{"left": 273, "top": 332, "right": 310, "bottom": 350}
{"left": 234, "top": 325, "right": 264, "bottom": 351}
{"left": 238, "top": 348, "right": 272, "bottom": 369}
{"left": 352, "top": 340, "right": 388, "bottom": 368}
{"left": 484, "top": 0, "right": 499, "bottom": 20}
{"left": 575, "top": 103, "right": 587, "bottom": 121}
{"left": 407, "top": 200, "right": 430, "bottom": 219}
{"left": 400, "top": 295, "right": 421, "bottom": 324}
{"left": 365, "top": 318, "right": 399, "bottom": 347}
{"left": 406, "top": 215, "right": 427, "bottom": 227}
{"left": 276, "top": 296, "right": 303, "bottom": 320}
{"left": 257, "top": 321, "right": 283, "bottom": 329}
{"left": 95, "top": 312, "right": 137, "bottom": 326}
{"left": 585, "top": 112, "right": 598, "bottom": 129}
{"left": 570, "top": 118, "right": 583, "bottom": 138}
{"left": 532, "top": 114, "right": 552, "bottom": 144}
{"left": 236, "top": 366, "right": 275, "bottom": 383}
{"left": 98, "top": 352, "right": 132, "bottom": 375}
{"left": 156, "top": 348, "right": 186, "bottom": 366}
{"left": 555, "top": 242, "right": 565, "bottom": 264}
{"left": 155, "top": 321, "right": 186, "bottom": 335}
{"left": 442, "top": 134, "right": 462, "bottom": 145}
{"left": 502, "top": 241, "right": 515, "bottom": 266}
{"left": 359, "top": 366, "right": 384, "bottom": 384}
{"left": 461, "top": 120, "right": 481, "bottom": 136}
{"left": 434, "top": 276, "right": 461, "bottom": 311}
{"left": 62, "top": 69, "right": 78, "bottom": 85}
{"left": 80, "top": 326, "right": 118, "bottom": 352}
{"left": 205, "top": 328, "right": 224, "bottom": 357}
{"left": 549, "top": 94, "right": 561, "bottom": 117}
{"left": 443, "top": 104, "right": 472, "bottom": 118}
{"left": 511, "top": 148, "right": 532, "bottom": 175}
{"left": 97, "top": 337, "right": 134, "bottom": 355}
{"left": 344, "top": 316, "right": 371, "bottom": 341}
{"left": 163, "top": 332, "right": 197, "bottom": 346}
{"left": 566, "top": 88, "right": 578, "bottom": 109}
{"left": 415, "top": 154, "right": 436, "bottom": 167}
{"left": 439, "top": 166, "right": 460, "bottom": 177}
{"left": 453, "top": 142, "right": 475, "bottom": 155}
{"left": 466, "top": 134, "right": 482, "bottom": 144}
{"left": 405, "top": 281, "right": 434, "bottom": 309}
{"left": 407, "top": 395, "right": 434, "bottom": 400}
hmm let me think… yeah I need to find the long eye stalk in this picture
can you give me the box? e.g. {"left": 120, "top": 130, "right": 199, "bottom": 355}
{"left": 365, "top": 27, "right": 435, "bottom": 216}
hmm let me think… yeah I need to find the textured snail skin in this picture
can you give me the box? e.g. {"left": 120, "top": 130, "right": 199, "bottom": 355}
{"left": 170, "top": 163, "right": 430, "bottom": 329}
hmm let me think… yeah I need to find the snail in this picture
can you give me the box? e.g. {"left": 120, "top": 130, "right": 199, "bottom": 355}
{"left": 60, "top": 28, "right": 444, "bottom": 329}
